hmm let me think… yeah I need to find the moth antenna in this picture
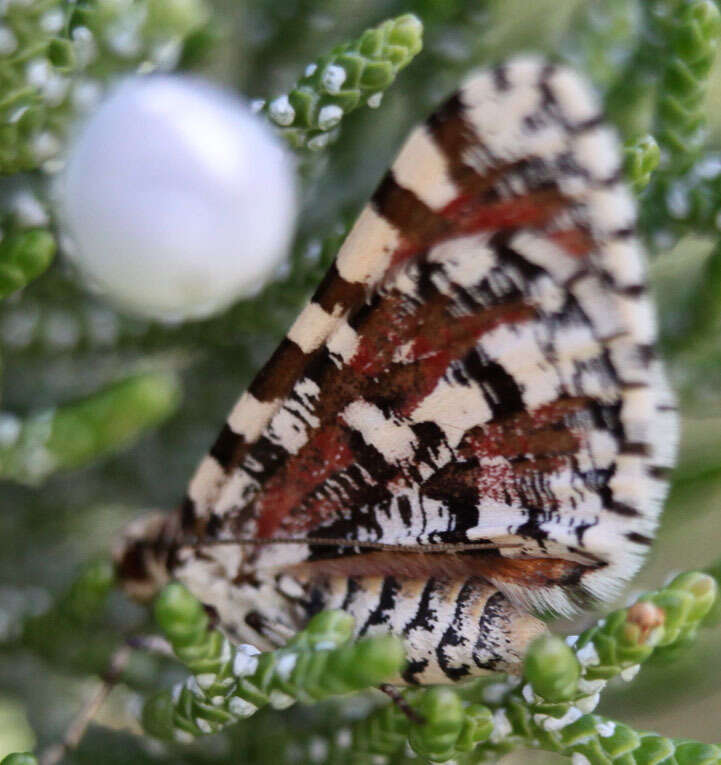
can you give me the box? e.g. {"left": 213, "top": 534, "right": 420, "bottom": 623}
{"left": 177, "top": 535, "right": 525, "bottom": 554}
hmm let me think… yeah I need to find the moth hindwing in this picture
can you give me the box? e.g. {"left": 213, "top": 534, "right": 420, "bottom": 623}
{"left": 118, "top": 57, "right": 678, "bottom": 685}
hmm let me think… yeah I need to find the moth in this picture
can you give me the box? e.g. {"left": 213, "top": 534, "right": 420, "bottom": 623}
{"left": 117, "top": 57, "right": 678, "bottom": 685}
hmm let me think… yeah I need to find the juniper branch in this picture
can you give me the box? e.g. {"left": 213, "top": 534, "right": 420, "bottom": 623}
{"left": 134, "top": 571, "right": 719, "bottom": 761}
{"left": 0, "top": 0, "right": 210, "bottom": 175}
{"left": 341, "top": 571, "right": 718, "bottom": 763}
{"left": 650, "top": 0, "right": 721, "bottom": 173}
{"left": 141, "top": 583, "right": 405, "bottom": 742}
{"left": 262, "top": 14, "right": 423, "bottom": 150}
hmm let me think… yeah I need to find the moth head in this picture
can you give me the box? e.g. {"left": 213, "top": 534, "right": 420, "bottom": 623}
{"left": 113, "top": 510, "right": 177, "bottom": 602}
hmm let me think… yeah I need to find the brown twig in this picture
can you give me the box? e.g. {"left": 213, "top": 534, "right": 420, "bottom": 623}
{"left": 39, "top": 645, "right": 133, "bottom": 765}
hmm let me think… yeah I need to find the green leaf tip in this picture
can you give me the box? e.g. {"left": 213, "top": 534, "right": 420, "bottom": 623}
{"left": 408, "top": 687, "right": 465, "bottom": 762}
{"left": 0, "top": 229, "right": 55, "bottom": 299}
{"left": 625, "top": 135, "right": 660, "bottom": 193}
{"left": 332, "top": 634, "right": 405, "bottom": 688}
{"left": 667, "top": 570, "right": 718, "bottom": 619}
{"left": 675, "top": 741, "right": 721, "bottom": 765}
{"left": 385, "top": 13, "right": 423, "bottom": 56}
{"left": 679, "top": 0, "right": 721, "bottom": 58}
{"left": 62, "top": 558, "right": 116, "bottom": 623}
{"left": 287, "top": 608, "right": 354, "bottom": 649}
{"left": 154, "top": 582, "right": 208, "bottom": 648}
{"left": 141, "top": 690, "right": 175, "bottom": 741}
{"left": 0, "top": 756, "right": 37, "bottom": 765}
{"left": 455, "top": 703, "right": 494, "bottom": 752}
{"left": 524, "top": 634, "right": 580, "bottom": 702}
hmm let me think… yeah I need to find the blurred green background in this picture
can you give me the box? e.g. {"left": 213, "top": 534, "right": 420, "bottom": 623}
{"left": 1, "top": 0, "right": 721, "bottom": 762}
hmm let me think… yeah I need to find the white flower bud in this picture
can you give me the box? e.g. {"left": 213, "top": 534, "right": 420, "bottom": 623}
{"left": 268, "top": 94, "right": 295, "bottom": 126}
{"left": 317, "top": 104, "right": 342, "bottom": 130}
{"left": 59, "top": 75, "right": 297, "bottom": 321}
{"left": 321, "top": 64, "right": 346, "bottom": 94}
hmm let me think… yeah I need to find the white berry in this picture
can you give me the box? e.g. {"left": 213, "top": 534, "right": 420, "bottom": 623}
{"left": 59, "top": 75, "right": 297, "bottom": 321}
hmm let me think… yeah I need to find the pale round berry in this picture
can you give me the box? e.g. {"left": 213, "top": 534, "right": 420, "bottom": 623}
{"left": 59, "top": 75, "right": 297, "bottom": 321}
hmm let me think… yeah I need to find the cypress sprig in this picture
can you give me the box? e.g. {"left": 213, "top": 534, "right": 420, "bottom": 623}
{"left": 492, "top": 571, "right": 718, "bottom": 735}
{"left": 143, "top": 572, "right": 718, "bottom": 757}
{"left": 0, "top": 371, "right": 181, "bottom": 484}
{"left": 143, "top": 583, "right": 404, "bottom": 742}
{"left": 573, "top": 571, "right": 717, "bottom": 680}
{"left": 352, "top": 687, "right": 494, "bottom": 762}
{"left": 480, "top": 712, "right": 721, "bottom": 764}
{"left": 348, "top": 571, "right": 718, "bottom": 762}
{"left": 653, "top": 0, "right": 721, "bottom": 172}
{"left": 262, "top": 14, "right": 423, "bottom": 150}
{"left": 0, "top": 0, "right": 209, "bottom": 175}
{"left": 453, "top": 571, "right": 717, "bottom": 761}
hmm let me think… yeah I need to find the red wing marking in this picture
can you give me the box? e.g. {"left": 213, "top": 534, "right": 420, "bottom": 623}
{"left": 548, "top": 228, "right": 595, "bottom": 257}
{"left": 255, "top": 424, "right": 354, "bottom": 538}
{"left": 261, "top": 397, "right": 590, "bottom": 539}
{"left": 442, "top": 188, "right": 567, "bottom": 233}
{"left": 251, "top": 300, "right": 539, "bottom": 536}
{"left": 458, "top": 398, "right": 589, "bottom": 462}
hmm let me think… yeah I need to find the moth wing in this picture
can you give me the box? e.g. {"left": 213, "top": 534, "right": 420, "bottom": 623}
{"left": 174, "top": 58, "right": 677, "bottom": 617}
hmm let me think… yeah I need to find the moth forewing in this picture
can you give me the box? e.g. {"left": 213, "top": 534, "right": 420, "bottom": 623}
{"left": 117, "top": 57, "right": 678, "bottom": 684}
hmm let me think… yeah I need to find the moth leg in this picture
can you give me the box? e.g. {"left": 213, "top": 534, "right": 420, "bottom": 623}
{"left": 244, "top": 610, "right": 297, "bottom": 647}
{"left": 379, "top": 683, "right": 426, "bottom": 724}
